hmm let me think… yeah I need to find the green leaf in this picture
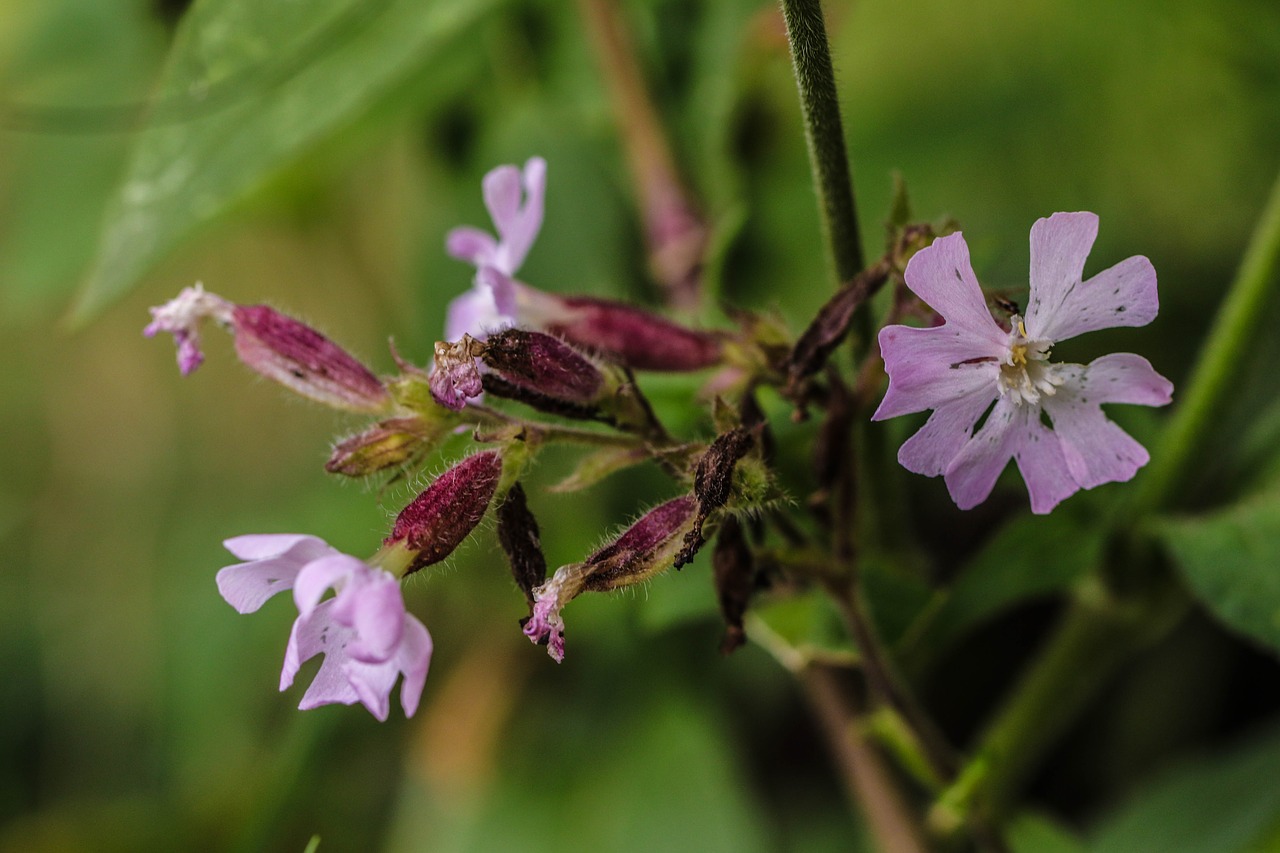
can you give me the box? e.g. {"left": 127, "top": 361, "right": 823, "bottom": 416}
{"left": 1089, "top": 723, "right": 1280, "bottom": 853}
{"left": 70, "top": 0, "right": 498, "bottom": 324}
{"left": 1007, "top": 812, "right": 1085, "bottom": 853}
{"left": 1158, "top": 489, "right": 1280, "bottom": 653}
{"left": 905, "top": 511, "right": 1104, "bottom": 658}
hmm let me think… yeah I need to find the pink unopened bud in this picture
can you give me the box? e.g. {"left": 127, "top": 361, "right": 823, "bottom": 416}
{"left": 385, "top": 451, "right": 503, "bottom": 574}
{"left": 230, "top": 305, "right": 390, "bottom": 413}
{"left": 546, "top": 297, "right": 723, "bottom": 372}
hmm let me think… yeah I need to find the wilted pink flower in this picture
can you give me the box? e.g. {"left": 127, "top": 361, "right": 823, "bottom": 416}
{"left": 217, "top": 534, "right": 431, "bottom": 721}
{"left": 144, "top": 282, "right": 232, "bottom": 375}
{"left": 145, "top": 284, "right": 390, "bottom": 412}
{"left": 873, "top": 212, "right": 1173, "bottom": 514}
{"left": 524, "top": 496, "right": 697, "bottom": 661}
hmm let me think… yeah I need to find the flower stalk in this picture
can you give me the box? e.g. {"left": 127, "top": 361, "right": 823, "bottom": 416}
{"left": 778, "top": 0, "right": 863, "bottom": 285}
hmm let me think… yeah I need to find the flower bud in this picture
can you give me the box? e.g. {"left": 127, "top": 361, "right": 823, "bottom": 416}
{"left": 325, "top": 417, "right": 438, "bottom": 477}
{"left": 230, "top": 304, "right": 391, "bottom": 413}
{"left": 496, "top": 482, "right": 547, "bottom": 610}
{"left": 545, "top": 297, "right": 723, "bottom": 372}
{"left": 383, "top": 451, "right": 503, "bottom": 575}
{"left": 481, "top": 328, "right": 604, "bottom": 405}
{"left": 712, "top": 517, "right": 754, "bottom": 655}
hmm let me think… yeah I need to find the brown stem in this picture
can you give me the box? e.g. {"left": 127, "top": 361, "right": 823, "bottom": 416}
{"left": 576, "top": 0, "right": 709, "bottom": 310}
{"left": 802, "top": 663, "right": 930, "bottom": 853}
{"left": 829, "top": 580, "right": 959, "bottom": 781}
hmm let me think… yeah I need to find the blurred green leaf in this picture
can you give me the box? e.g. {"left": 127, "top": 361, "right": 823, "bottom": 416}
{"left": 1007, "top": 812, "right": 1085, "bottom": 853}
{"left": 1089, "top": 723, "right": 1280, "bottom": 853}
{"left": 70, "top": 0, "right": 499, "bottom": 323}
{"left": 1158, "top": 489, "right": 1280, "bottom": 654}
{"left": 905, "top": 511, "right": 1103, "bottom": 658}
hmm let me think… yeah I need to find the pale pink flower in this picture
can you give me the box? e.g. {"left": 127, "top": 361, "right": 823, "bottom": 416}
{"left": 217, "top": 535, "right": 431, "bottom": 720}
{"left": 873, "top": 212, "right": 1173, "bottom": 514}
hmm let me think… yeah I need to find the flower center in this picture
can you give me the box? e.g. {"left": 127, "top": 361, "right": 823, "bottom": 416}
{"left": 997, "top": 317, "right": 1063, "bottom": 406}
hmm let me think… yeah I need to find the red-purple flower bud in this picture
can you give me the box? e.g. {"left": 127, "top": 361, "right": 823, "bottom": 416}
{"left": 384, "top": 451, "right": 503, "bottom": 574}
{"left": 230, "top": 305, "right": 390, "bottom": 413}
{"left": 481, "top": 329, "right": 604, "bottom": 404}
{"left": 545, "top": 297, "right": 723, "bottom": 372}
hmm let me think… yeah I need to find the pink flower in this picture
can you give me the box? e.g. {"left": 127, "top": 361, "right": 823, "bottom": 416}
{"left": 217, "top": 534, "right": 431, "bottom": 721}
{"left": 445, "top": 157, "right": 546, "bottom": 340}
{"left": 445, "top": 159, "right": 723, "bottom": 371}
{"left": 873, "top": 212, "right": 1173, "bottom": 514}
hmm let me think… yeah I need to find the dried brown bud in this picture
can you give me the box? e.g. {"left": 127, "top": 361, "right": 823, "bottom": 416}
{"left": 497, "top": 482, "right": 547, "bottom": 608}
{"left": 713, "top": 517, "right": 755, "bottom": 655}
{"left": 784, "top": 260, "right": 891, "bottom": 394}
{"left": 675, "top": 427, "right": 757, "bottom": 568}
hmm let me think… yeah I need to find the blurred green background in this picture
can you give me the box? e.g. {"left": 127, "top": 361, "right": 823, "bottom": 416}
{"left": 2, "top": 0, "right": 1280, "bottom": 850}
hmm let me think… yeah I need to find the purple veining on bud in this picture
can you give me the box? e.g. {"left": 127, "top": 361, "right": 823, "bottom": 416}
{"left": 482, "top": 329, "right": 604, "bottom": 404}
{"left": 545, "top": 297, "right": 723, "bottom": 372}
{"left": 429, "top": 336, "right": 484, "bottom": 411}
{"left": 385, "top": 451, "right": 503, "bottom": 573}
{"left": 230, "top": 305, "right": 390, "bottom": 413}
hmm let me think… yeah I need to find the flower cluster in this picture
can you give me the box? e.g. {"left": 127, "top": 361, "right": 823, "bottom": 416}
{"left": 147, "top": 156, "right": 1173, "bottom": 726}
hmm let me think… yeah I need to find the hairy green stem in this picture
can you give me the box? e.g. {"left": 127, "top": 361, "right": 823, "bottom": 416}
{"left": 779, "top": 0, "right": 864, "bottom": 285}
{"left": 1131, "top": 168, "right": 1280, "bottom": 515}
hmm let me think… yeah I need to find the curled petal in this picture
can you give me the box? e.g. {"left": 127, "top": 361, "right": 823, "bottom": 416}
{"left": 217, "top": 535, "right": 336, "bottom": 614}
{"left": 292, "top": 554, "right": 365, "bottom": 618}
{"left": 446, "top": 226, "right": 499, "bottom": 267}
{"left": 902, "top": 233, "right": 1008, "bottom": 346}
{"left": 347, "top": 572, "right": 406, "bottom": 663}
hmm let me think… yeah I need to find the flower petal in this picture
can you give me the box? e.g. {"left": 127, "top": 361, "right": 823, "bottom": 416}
{"left": 1024, "top": 212, "right": 1158, "bottom": 341}
{"left": 217, "top": 535, "right": 335, "bottom": 614}
{"left": 395, "top": 616, "right": 433, "bottom": 717}
{"left": 346, "top": 572, "right": 405, "bottom": 663}
{"left": 446, "top": 226, "right": 498, "bottom": 267}
{"left": 293, "top": 554, "right": 365, "bottom": 618}
{"left": 897, "top": 386, "right": 998, "bottom": 477}
{"left": 342, "top": 656, "right": 398, "bottom": 721}
{"left": 482, "top": 164, "right": 524, "bottom": 247}
{"left": 1074, "top": 353, "right": 1173, "bottom": 407}
{"left": 1039, "top": 356, "right": 1169, "bottom": 491}
{"left": 902, "top": 232, "right": 1008, "bottom": 346}
{"left": 497, "top": 158, "right": 546, "bottom": 274}
{"left": 873, "top": 324, "right": 1002, "bottom": 420}
{"left": 444, "top": 287, "right": 513, "bottom": 343}
{"left": 1011, "top": 421, "right": 1079, "bottom": 515}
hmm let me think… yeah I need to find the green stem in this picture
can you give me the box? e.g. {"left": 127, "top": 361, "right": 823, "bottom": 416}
{"left": 1130, "top": 168, "right": 1280, "bottom": 516}
{"left": 779, "top": 0, "right": 864, "bottom": 285}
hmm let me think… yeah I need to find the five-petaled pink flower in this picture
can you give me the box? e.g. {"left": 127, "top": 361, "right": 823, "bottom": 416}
{"left": 217, "top": 534, "right": 431, "bottom": 721}
{"left": 873, "top": 212, "right": 1173, "bottom": 514}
